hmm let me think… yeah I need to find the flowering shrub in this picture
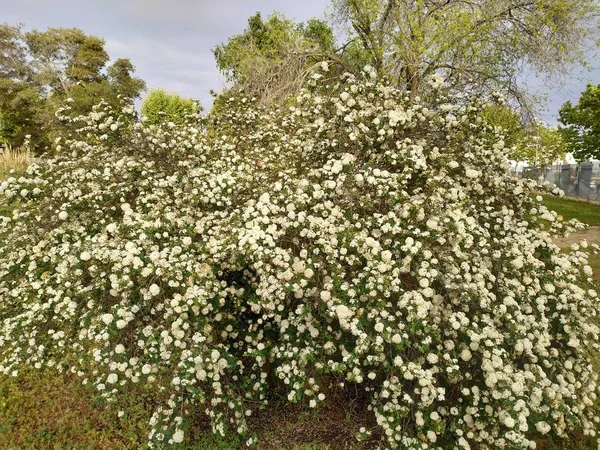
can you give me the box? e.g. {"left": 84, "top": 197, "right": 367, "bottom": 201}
{"left": 1, "top": 67, "right": 599, "bottom": 449}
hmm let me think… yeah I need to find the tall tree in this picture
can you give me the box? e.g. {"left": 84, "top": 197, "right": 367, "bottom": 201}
{"left": 0, "top": 24, "right": 45, "bottom": 148}
{"left": 0, "top": 24, "right": 146, "bottom": 151}
{"left": 213, "top": 12, "right": 340, "bottom": 104}
{"left": 558, "top": 83, "right": 600, "bottom": 161}
{"left": 107, "top": 58, "right": 147, "bottom": 99}
{"left": 25, "top": 27, "right": 109, "bottom": 95}
{"left": 141, "top": 88, "right": 201, "bottom": 125}
{"left": 481, "top": 103, "right": 565, "bottom": 165}
{"left": 331, "top": 0, "right": 598, "bottom": 113}
{"left": 512, "top": 121, "right": 566, "bottom": 165}
{"left": 0, "top": 24, "right": 30, "bottom": 81}
{"left": 480, "top": 103, "right": 524, "bottom": 152}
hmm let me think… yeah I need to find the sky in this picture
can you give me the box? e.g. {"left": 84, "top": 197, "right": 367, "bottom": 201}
{"left": 3, "top": 0, "right": 600, "bottom": 124}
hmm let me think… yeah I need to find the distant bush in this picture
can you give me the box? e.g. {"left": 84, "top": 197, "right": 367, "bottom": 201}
{"left": 0, "top": 67, "right": 598, "bottom": 449}
{"left": 141, "top": 88, "right": 201, "bottom": 126}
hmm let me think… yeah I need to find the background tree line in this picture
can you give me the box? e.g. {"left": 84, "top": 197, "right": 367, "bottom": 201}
{"left": 0, "top": 24, "right": 146, "bottom": 151}
{"left": 214, "top": 0, "right": 599, "bottom": 163}
{"left": 3, "top": 0, "right": 600, "bottom": 161}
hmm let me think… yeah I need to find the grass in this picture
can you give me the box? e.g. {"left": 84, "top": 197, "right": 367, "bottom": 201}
{"left": 0, "top": 147, "right": 30, "bottom": 217}
{"left": 0, "top": 146, "right": 31, "bottom": 181}
{"left": 0, "top": 369, "right": 375, "bottom": 449}
{"left": 0, "top": 367, "right": 154, "bottom": 449}
{"left": 541, "top": 194, "right": 600, "bottom": 226}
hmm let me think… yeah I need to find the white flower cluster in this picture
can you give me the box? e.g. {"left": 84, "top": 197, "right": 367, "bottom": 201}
{"left": 0, "top": 69, "right": 598, "bottom": 449}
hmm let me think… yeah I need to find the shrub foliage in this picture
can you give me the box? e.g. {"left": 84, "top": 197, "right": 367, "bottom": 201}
{"left": 1, "top": 67, "right": 599, "bottom": 449}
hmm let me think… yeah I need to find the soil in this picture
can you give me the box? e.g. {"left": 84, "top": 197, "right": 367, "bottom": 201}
{"left": 553, "top": 226, "right": 600, "bottom": 249}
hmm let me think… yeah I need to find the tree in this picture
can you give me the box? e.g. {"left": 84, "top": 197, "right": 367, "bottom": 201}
{"left": 25, "top": 27, "right": 109, "bottom": 95}
{"left": 0, "top": 24, "right": 30, "bottom": 81}
{"left": 213, "top": 12, "right": 340, "bottom": 104}
{"left": 0, "top": 24, "right": 45, "bottom": 148}
{"left": 0, "top": 23, "right": 146, "bottom": 151}
{"left": 480, "top": 102, "right": 525, "bottom": 152}
{"left": 331, "top": 0, "right": 598, "bottom": 113}
{"left": 50, "top": 59, "right": 146, "bottom": 119}
{"left": 107, "top": 58, "right": 147, "bottom": 100}
{"left": 480, "top": 103, "right": 565, "bottom": 165}
{"left": 558, "top": 83, "right": 600, "bottom": 161}
{"left": 0, "top": 81, "right": 45, "bottom": 148}
{"left": 513, "top": 121, "right": 566, "bottom": 165}
{"left": 141, "top": 88, "right": 201, "bottom": 125}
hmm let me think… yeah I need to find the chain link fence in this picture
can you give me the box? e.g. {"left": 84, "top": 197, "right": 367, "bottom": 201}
{"left": 516, "top": 162, "right": 600, "bottom": 201}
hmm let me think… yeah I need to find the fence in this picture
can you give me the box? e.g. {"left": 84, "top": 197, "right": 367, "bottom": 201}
{"left": 517, "top": 162, "right": 600, "bottom": 201}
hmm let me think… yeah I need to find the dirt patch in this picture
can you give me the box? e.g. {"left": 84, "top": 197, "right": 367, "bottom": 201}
{"left": 553, "top": 226, "right": 600, "bottom": 249}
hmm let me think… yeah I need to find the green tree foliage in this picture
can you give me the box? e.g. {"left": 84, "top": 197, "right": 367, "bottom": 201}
{"left": 213, "top": 12, "right": 339, "bottom": 104}
{"left": 108, "top": 58, "right": 147, "bottom": 100}
{"left": 25, "top": 27, "right": 109, "bottom": 93}
{"left": 0, "top": 83, "right": 44, "bottom": 148}
{"left": 0, "top": 24, "right": 45, "bottom": 148}
{"left": 558, "top": 83, "right": 600, "bottom": 161}
{"left": 513, "top": 122, "right": 566, "bottom": 165}
{"left": 141, "top": 88, "right": 201, "bottom": 125}
{"left": 481, "top": 103, "right": 566, "bottom": 164}
{"left": 331, "top": 0, "right": 598, "bottom": 111}
{"left": 0, "top": 23, "right": 146, "bottom": 151}
{"left": 0, "top": 24, "right": 30, "bottom": 80}
{"left": 480, "top": 103, "right": 524, "bottom": 151}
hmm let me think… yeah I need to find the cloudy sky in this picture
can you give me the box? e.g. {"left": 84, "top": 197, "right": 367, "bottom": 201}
{"left": 3, "top": 0, "right": 599, "bottom": 123}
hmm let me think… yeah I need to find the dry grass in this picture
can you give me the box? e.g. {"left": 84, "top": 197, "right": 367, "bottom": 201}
{"left": 0, "top": 146, "right": 31, "bottom": 181}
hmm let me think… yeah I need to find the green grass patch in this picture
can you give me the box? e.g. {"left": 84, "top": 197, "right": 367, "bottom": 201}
{"left": 0, "top": 368, "right": 373, "bottom": 449}
{"left": 541, "top": 195, "right": 600, "bottom": 226}
{"left": 0, "top": 367, "right": 154, "bottom": 449}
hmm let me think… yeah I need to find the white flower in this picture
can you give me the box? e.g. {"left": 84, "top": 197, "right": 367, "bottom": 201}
{"left": 460, "top": 349, "right": 472, "bottom": 362}
{"left": 511, "top": 257, "right": 524, "bottom": 269}
{"left": 107, "top": 373, "right": 118, "bottom": 384}
{"left": 504, "top": 416, "right": 515, "bottom": 428}
{"left": 535, "top": 421, "right": 551, "bottom": 434}
{"left": 101, "top": 314, "right": 114, "bottom": 325}
{"left": 148, "top": 284, "right": 160, "bottom": 296}
{"left": 58, "top": 211, "right": 69, "bottom": 220}
{"left": 465, "top": 169, "right": 480, "bottom": 179}
{"left": 335, "top": 304, "right": 353, "bottom": 320}
{"left": 172, "top": 428, "right": 184, "bottom": 443}
{"left": 381, "top": 250, "right": 392, "bottom": 262}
